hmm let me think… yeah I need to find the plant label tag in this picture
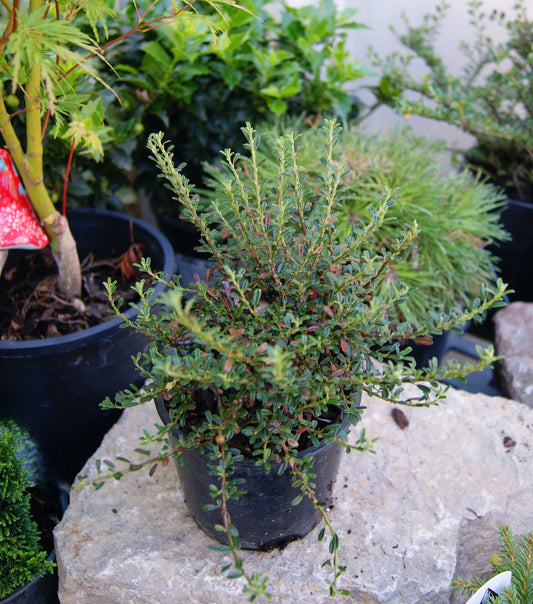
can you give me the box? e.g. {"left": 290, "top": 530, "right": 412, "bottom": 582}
{"left": 465, "top": 571, "right": 512, "bottom": 604}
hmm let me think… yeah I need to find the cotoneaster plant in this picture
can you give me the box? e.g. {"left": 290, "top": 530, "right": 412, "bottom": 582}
{"left": 79, "top": 121, "right": 508, "bottom": 600}
{"left": 370, "top": 0, "right": 533, "bottom": 204}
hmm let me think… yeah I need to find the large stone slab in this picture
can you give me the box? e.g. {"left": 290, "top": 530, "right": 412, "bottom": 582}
{"left": 495, "top": 301, "right": 533, "bottom": 408}
{"left": 54, "top": 385, "right": 533, "bottom": 603}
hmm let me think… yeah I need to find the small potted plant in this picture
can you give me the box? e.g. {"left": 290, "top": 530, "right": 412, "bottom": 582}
{"left": 370, "top": 0, "right": 533, "bottom": 303}
{"left": 0, "top": 0, "right": 242, "bottom": 483}
{"left": 0, "top": 420, "right": 58, "bottom": 602}
{"left": 79, "top": 121, "right": 508, "bottom": 599}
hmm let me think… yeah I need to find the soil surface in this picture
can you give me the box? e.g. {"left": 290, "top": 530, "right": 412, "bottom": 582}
{"left": 0, "top": 244, "right": 151, "bottom": 341}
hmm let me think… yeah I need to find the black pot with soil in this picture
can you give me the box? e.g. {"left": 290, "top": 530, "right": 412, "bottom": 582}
{"left": 0, "top": 208, "right": 176, "bottom": 485}
{"left": 155, "top": 397, "right": 350, "bottom": 551}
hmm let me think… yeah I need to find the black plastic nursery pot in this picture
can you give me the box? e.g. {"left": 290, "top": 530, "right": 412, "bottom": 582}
{"left": 156, "top": 397, "right": 351, "bottom": 551}
{"left": 0, "top": 209, "right": 176, "bottom": 485}
{"left": 467, "top": 197, "right": 533, "bottom": 341}
{"left": 492, "top": 197, "right": 533, "bottom": 303}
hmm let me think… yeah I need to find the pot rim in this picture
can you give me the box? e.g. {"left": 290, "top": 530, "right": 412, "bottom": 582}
{"left": 155, "top": 394, "right": 357, "bottom": 469}
{"left": 0, "top": 208, "right": 176, "bottom": 354}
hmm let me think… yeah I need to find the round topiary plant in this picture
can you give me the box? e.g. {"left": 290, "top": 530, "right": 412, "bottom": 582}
{"left": 0, "top": 421, "right": 55, "bottom": 599}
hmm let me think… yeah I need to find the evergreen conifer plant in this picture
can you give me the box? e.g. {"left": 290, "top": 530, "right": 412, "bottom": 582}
{"left": 452, "top": 525, "right": 533, "bottom": 604}
{"left": 0, "top": 421, "right": 54, "bottom": 598}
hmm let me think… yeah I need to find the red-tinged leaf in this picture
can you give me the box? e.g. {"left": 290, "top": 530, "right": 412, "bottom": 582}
{"left": 297, "top": 243, "right": 304, "bottom": 258}
{"left": 312, "top": 242, "right": 324, "bottom": 255}
{"left": 340, "top": 339, "right": 348, "bottom": 354}
{"left": 330, "top": 368, "right": 344, "bottom": 378}
{"left": 323, "top": 305, "right": 334, "bottom": 318}
{"left": 256, "top": 342, "right": 269, "bottom": 353}
{"left": 228, "top": 328, "right": 245, "bottom": 340}
{"left": 414, "top": 335, "right": 433, "bottom": 346}
{"left": 206, "top": 288, "right": 216, "bottom": 297}
{"left": 224, "top": 357, "right": 233, "bottom": 373}
{"left": 149, "top": 464, "right": 158, "bottom": 477}
{"left": 306, "top": 324, "right": 321, "bottom": 332}
{"left": 162, "top": 456, "right": 169, "bottom": 467}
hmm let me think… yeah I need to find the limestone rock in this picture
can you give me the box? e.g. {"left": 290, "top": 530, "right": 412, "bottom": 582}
{"left": 495, "top": 301, "right": 533, "bottom": 407}
{"left": 54, "top": 385, "right": 533, "bottom": 603}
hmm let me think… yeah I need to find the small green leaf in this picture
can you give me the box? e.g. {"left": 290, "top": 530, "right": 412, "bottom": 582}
{"left": 291, "top": 494, "right": 304, "bottom": 506}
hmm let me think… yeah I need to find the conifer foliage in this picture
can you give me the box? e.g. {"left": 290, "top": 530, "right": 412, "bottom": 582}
{"left": 453, "top": 525, "right": 533, "bottom": 604}
{"left": 0, "top": 422, "right": 54, "bottom": 598}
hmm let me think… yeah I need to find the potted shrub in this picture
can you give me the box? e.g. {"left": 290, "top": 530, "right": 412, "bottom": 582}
{"left": 79, "top": 121, "right": 508, "bottom": 599}
{"left": 0, "top": 0, "right": 243, "bottom": 482}
{"left": 370, "top": 0, "right": 533, "bottom": 303}
{"left": 0, "top": 420, "right": 59, "bottom": 603}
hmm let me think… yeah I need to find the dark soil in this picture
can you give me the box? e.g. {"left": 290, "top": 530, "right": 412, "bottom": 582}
{"left": 0, "top": 244, "right": 152, "bottom": 341}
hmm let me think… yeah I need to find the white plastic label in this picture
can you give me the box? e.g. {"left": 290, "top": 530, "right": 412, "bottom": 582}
{"left": 465, "top": 571, "right": 512, "bottom": 604}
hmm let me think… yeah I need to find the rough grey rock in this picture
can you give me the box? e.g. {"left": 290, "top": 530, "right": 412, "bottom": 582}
{"left": 495, "top": 301, "right": 533, "bottom": 408}
{"left": 54, "top": 385, "right": 533, "bottom": 604}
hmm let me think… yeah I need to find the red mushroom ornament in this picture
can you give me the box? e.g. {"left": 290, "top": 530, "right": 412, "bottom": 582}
{"left": 0, "top": 149, "right": 49, "bottom": 275}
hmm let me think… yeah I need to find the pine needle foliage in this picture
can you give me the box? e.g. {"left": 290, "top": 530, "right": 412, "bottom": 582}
{"left": 452, "top": 525, "right": 533, "bottom": 604}
{"left": 82, "top": 121, "right": 508, "bottom": 599}
{"left": 0, "top": 421, "right": 54, "bottom": 599}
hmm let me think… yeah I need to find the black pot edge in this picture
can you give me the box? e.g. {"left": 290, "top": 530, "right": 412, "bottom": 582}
{"left": 0, "top": 208, "right": 176, "bottom": 354}
{"left": 154, "top": 396, "right": 355, "bottom": 467}
{"left": 0, "top": 550, "right": 57, "bottom": 604}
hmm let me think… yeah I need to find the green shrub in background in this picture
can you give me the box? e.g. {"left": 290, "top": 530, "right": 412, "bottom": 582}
{"left": 203, "top": 122, "right": 508, "bottom": 324}
{"left": 0, "top": 421, "right": 54, "bottom": 598}
{"left": 371, "top": 0, "right": 533, "bottom": 204}
{"left": 26, "top": 0, "right": 370, "bottom": 213}
{"left": 108, "top": 0, "right": 370, "bottom": 190}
